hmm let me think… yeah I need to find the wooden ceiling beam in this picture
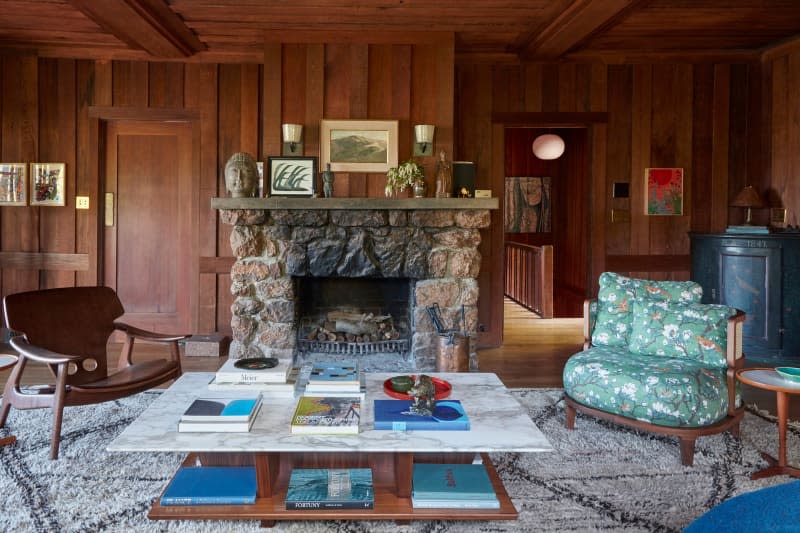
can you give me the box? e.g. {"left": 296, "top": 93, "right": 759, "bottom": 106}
{"left": 760, "top": 33, "right": 800, "bottom": 62}
{"left": 517, "top": 0, "right": 646, "bottom": 61}
{"left": 68, "top": 0, "right": 205, "bottom": 58}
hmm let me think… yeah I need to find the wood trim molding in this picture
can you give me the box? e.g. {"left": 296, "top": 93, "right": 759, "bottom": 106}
{"left": 491, "top": 112, "right": 609, "bottom": 125}
{"left": 0, "top": 252, "right": 89, "bottom": 271}
{"left": 263, "top": 30, "right": 454, "bottom": 46}
{"left": 88, "top": 107, "right": 200, "bottom": 121}
{"left": 199, "top": 256, "right": 235, "bottom": 274}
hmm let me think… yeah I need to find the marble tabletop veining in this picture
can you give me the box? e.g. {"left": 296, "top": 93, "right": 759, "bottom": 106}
{"left": 107, "top": 372, "right": 553, "bottom": 455}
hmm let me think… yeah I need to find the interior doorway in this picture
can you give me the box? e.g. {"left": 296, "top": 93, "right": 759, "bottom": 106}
{"left": 102, "top": 119, "right": 198, "bottom": 334}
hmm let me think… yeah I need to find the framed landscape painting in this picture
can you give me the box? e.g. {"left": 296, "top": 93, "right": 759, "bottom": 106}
{"left": 320, "top": 119, "right": 398, "bottom": 173}
{"left": 268, "top": 156, "right": 317, "bottom": 197}
{"left": 31, "top": 162, "right": 66, "bottom": 206}
{"left": 0, "top": 163, "right": 27, "bottom": 206}
{"left": 645, "top": 167, "right": 683, "bottom": 215}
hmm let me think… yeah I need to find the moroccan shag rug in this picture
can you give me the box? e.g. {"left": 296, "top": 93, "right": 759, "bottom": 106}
{"left": 0, "top": 389, "right": 796, "bottom": 533}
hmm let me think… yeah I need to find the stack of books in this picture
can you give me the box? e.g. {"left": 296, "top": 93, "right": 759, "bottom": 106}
{"left": 303, "top": 361, "right": 364, "bottom": 398}
{"left": 411, "top": 463, "right": 499, "bottom": 509}
{"left": 285, "top": 468, "right": 374, "bottom": 509}
{"left": 160, "top": 466, "right": 257, "bottom": 505}
{"left": 177, "top": 394, "right": 262, "bottom": 432}
{"left": 208, "top": 358, "right": 299, "bottom": 398}
{"left": 290, "top": 395, "right": 361, "bottom": 435}
{"left": 373, "top": 399, "right": 470, "bottom": 431}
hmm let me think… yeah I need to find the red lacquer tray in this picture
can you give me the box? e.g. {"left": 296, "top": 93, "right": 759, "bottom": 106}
{"left": 383, "top": 375, "right": 452, "bottom": 400}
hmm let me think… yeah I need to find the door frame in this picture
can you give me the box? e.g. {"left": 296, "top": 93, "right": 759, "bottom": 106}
{"left": 88, "top": 107, "right": 201, "bottom": 334}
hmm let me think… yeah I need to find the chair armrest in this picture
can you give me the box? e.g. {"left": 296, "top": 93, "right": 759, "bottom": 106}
{"left": 113, "top": 322, "right": 188, "bottom": 343}
{"left": 725, "top": 309, "right": 746, "bottom": 414}
{"left": 583, "top": 299, "right": 597, "bottom": 350}
{"left": 9, "top": 336, "right": 82, "bottom": 365}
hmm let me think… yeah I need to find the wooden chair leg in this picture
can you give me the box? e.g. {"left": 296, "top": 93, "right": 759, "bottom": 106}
{"left": 565, "top": 403, "right": 576, "bottom": 429}
{"left": 50, "top": 366, "right": 69, "bottom": 460}
{"left": 0, "top": 397, "right": 11, "bottom": 428}
{"left": 679, "top": 437, "right": 696, "bottom": 466}
{"left": 729, "top": 422, "right": 741, "bottom": 439}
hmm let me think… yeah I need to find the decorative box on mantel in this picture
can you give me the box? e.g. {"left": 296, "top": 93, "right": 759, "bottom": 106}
{"left": 213, "top": 197, "right": 499, "bottom": 371}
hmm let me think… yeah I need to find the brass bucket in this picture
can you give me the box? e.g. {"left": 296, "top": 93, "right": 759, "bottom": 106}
{"left": 436, "top": 334, "right": 469, "bottom": 372}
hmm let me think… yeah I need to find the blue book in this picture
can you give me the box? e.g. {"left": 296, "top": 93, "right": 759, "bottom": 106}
{"left": 160, "top": 466, "right": 256, "bottom": 505}
{"left": 285, "top": 468, "right": 374, "bottom": 509}
{"left": 308, "top": 361, "right": 359, "bottom": 385}
{"left": 181, "top": 395, "right": 262, "bottom": 422}
{"left": 373, "top": 400, "right": 470, "bottom": 431}
{"left": 412, "top": 464, "right": 498, "bottom": 501}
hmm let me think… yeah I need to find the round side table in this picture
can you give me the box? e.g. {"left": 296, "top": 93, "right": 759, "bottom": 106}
{"left": 0, "top": 353, "right": 18, "bottom": 447}
{"left": 737, "top": 368, "right": 800, "bottom": 479}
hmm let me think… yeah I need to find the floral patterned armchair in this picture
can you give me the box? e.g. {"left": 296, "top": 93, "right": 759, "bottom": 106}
{"left": 562, "top": 272, "right": 746, "bottom": 465}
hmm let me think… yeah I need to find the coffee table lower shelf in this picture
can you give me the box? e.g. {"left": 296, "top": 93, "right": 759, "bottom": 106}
{"left": 148, "top": 452, "right": 517, "bottom": 527}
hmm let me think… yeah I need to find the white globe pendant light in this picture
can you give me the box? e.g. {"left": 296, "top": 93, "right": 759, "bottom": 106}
{"left": 532, "top": 134, "right": 565, "bottom": 160}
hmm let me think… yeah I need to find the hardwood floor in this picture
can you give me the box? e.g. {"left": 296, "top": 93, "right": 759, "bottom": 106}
{"left": 0, "top": 297, "right": 795, "bottom": 419}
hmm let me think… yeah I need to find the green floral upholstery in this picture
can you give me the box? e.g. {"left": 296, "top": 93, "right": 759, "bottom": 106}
{"left": 628, "top": 299, "right": 737, "bottom": 368}
{"left": 563, "top": 346, "right": 736, "bottom": 428}
{"left": 591, "top": 272, "right": 703, "bottom": 347}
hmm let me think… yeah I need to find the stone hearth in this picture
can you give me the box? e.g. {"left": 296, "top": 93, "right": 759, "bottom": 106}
{"left": 214, "top": 198, "right": 496, "bottom": 371}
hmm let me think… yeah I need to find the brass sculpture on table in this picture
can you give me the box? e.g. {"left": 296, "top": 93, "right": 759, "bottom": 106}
{"left": 407, "top": 374, "right": 436, "bottom": 416}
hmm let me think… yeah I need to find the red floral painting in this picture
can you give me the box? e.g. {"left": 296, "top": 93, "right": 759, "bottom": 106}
{"left": 646, "top": 167, "right": 683, "bottom": 215}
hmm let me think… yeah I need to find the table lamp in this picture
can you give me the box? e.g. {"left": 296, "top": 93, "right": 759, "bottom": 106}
{"left": 730, "top": 185, "right": 765, "bottom": 225}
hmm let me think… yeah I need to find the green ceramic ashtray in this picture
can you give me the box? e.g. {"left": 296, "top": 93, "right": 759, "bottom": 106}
{"left": 776, "top": 367, "right": 800, "bottom": 383}
{"left": 390, "top": 375, "right": 415, "bottom": 393}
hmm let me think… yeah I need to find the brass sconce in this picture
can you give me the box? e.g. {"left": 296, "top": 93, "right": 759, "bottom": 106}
{"left": 413, "top": 124, "right": 435, "bottom": 156}
{"left": 282, "top": 124, "right": 303, "bottom": 155}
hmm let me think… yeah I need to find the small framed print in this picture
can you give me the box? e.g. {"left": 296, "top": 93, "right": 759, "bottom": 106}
{"left": 267, "top": 156, "right": 317, "bottom": 197}
{"left": 770, "top": 207, "right": 788, "bottom": 228}
{"left": 645, "top": 167, "right": 683, "bottom": 215}
{"left": 30, "top": 163, "right": 66, "bottom": 206}
{"left": 0, "top": 163, "right": 27, "bottom": 206}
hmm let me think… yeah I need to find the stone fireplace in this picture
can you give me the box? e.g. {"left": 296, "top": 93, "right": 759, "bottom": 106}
{"left": 214, "top": 198, "right": 496, "bottom": 371}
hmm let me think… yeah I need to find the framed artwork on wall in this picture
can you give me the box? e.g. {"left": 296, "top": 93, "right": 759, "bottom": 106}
{"left": 645, "top": 167, "right": 683, "bottom": 215}
{"left": 504, "top": 176, "right": 552, "bottom": 233}
{"left": 320, "top": 119, "right": 398, "bottom": 173}
{"left": 30, "top": 163, "right": 66, "bottom": 206}
{"left": 0, "top": 163, "right": 27, "bottom": 206}
{"left": 268, "top": 156, "right": 317, "bottom": 197}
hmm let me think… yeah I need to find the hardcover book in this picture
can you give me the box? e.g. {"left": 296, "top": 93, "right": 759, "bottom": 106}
{"left": 180, "top": 395, "right": 262, "bottom": 422}
{"left": 160, "top": 466, "right": 256, "bottom": 505}
{"left": 307, "top": 361, "right": 360, "bottom": 386}
{"left": 290, "top": 396, "right": 361, "bottom": 434}
{"left": 207, "top": 367, "right": 299, "bottom": 397}
{"left": 411, "top": 463, "right": 497, "bottom": 501}
{"left": 215, "top": 357, "right": 292, "bottom": 384}
{"left": 373, "top": 400, "right": 470, "bottom": 431}
{"left": 177, "top": 410, "right": 260, "bottom": 432}
{"left": 285, "top": 468, "right": 374, "bottom": 509}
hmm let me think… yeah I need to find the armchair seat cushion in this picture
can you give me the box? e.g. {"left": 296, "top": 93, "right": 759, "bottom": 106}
{"left": 563, "top": 346, "right": 732, "bottom": 428}
{"left": 72, "top": 360, "right": 180, "bottom": 392}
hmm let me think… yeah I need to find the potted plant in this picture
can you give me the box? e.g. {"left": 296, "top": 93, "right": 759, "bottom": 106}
{"left": 385, "top": 159, "right": 424, "bottom": 197}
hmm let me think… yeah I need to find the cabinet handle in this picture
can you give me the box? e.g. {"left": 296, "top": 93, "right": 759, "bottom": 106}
{"left": 711, "top": 288, "right": 716, "bottom": 300}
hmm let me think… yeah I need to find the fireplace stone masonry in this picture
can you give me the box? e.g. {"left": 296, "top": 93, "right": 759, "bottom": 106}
{"left": 215, "top": 198, "right": 496, "bottom": 371}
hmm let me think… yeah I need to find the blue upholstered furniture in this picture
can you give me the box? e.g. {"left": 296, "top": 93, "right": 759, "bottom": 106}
{"left": 563, "top": 272, "right": 746, "bottom": 465}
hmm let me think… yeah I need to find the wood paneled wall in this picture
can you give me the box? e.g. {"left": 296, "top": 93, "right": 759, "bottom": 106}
{"left": 0, "top": 39, "right": 455, "bottom": 336}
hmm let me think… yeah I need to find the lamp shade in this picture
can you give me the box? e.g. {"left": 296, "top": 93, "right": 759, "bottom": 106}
{"left": 282, "top": 123, "right": 303, "bottom": 143}
{"left": 532, "top": 134, "right": 565, "bottom": 160}
{"left": 414, "top": 124, "right": 435, "bottom": 144}
{"left": 730, "top": 185, "right": 765, "bottom": 208}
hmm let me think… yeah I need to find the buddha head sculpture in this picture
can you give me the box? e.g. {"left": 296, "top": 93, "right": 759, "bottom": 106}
{"left": 224, "top": 152, "right": 259, "bottom": 198}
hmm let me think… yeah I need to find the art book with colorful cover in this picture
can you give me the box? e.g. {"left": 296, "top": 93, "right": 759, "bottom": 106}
{"left": 411, "top": 463, "right": 497, "bottom": 500}
{"left": 290, "top": 396, "right": 361, "bottom": 435}
{"left": 285, "top": 468, "right": 374, "bottom": 509}
{"left": 373, "top": 400, "right": 470, "bottom": 431}
{"left": 306, "top": 361, "right": 360, "bottom": 387}
{"left": 180, "top": 394, "right": 262, "bottom": 422}
{"left": 215, "top": 357, "right": 292, "bottom": 384}
{"left": 160, "top": 466, "right": 256, "bottom": 505}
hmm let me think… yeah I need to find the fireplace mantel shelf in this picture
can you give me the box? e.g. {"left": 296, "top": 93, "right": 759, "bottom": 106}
{"left": 211, "top": 197, "right": 498, "bottom": 210}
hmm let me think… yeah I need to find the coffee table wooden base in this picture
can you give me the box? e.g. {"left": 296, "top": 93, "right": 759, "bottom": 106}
{"left": 751, "top": 451, "right": 800, "bottom": 480}
{"left": 148, "top": 451, "right": 517, "bottom": 527}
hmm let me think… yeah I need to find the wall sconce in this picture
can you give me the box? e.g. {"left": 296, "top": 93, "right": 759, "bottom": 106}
{"left": 414, "top": 124, "right": 435, "bottom": 156}
{"left": 282, "top": 123, "right": 303, "bottom": 155}
{"left": 532, "top": 134, "right": 565, "bottom": 160}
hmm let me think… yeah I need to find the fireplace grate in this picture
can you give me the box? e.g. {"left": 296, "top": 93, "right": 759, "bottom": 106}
{"left": 297, "top": 338, "right": 409, "bottom": 356}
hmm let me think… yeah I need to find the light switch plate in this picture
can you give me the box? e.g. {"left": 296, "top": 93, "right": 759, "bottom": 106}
{"left": 75, "top": 196, "right": 89, "bottom": 209}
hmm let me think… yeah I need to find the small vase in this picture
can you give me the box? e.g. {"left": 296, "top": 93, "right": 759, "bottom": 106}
{"left": 412, "top": 180, "right": 427, "bottom": 198}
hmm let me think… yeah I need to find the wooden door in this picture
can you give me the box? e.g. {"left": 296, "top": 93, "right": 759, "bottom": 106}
{"left": 103, "top": 120, "right": 196, "bottom": 334}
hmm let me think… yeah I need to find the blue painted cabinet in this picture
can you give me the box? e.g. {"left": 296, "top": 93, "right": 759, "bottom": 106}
{"left": 690, "top": 233, "right": 800, "bottom": 363}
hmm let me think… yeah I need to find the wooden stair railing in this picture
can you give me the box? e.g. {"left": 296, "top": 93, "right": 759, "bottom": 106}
{"left": 504, "top": 242, "right": 553, "bottom": 318}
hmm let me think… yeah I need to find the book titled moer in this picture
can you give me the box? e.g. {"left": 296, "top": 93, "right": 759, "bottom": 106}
{"left": 285, "top": 468, "right": 373, "bottom": 509}
{"left": 160, "top": 466, "right": 256, "bottom": 505}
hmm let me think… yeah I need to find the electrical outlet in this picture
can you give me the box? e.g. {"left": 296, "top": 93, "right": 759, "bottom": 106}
{"left": 76, "top": 196, "right": 90, "bottom": 210}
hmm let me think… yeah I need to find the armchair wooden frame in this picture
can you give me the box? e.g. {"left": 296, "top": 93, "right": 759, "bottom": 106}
{"left": 564, "top": 299, "right": 746, "bottom": 466}
{"left": 1, "top": 286, "right": 186, "bottom": 459}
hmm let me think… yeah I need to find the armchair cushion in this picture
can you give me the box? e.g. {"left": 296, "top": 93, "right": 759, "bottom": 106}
{"left": 627, "top": 300, "right": 737, "bottom": 368}
{"left": 563, "top": 346, "right": 735, "bottom": 428}
{"left": 591, "top": 272, "right": 703, "bottom": 348}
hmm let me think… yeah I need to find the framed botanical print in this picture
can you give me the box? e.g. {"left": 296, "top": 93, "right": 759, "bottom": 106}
{"left": 645, "top": 167, "right": 683, "bottom": 215}
{"left": 30, "top": 162, "right": 66, "bottom": 206}
{"left": 320, "top": 119, "right": 398, "bottom": 173}
{"left": 0, "top": 163, "right": 27, "bottom": 206}
{"left": 268, "top": 156, "right": 317, "bottom": 197}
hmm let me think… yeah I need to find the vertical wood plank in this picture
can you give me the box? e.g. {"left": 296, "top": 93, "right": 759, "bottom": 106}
{"left": 691, "top": 64, "right": 714, "bottom": 233}
{"left": 348, "top": 44, "right": 369, "bottom": 197}
{"left": 606, "top": 65, "right": 633, "bottom": 255}
{"left": 524, "top": 64, "right": 543, "bottom": 112}
{"left": 263, "top": 44, "right": 282, "bottom": 164}
{"left": 710, "top": 64, "right": 730, "bottom": 232}
{"left": 149, "top": 62, "right": 184, "bottom": 108}
{"left": 630, "top": 64, "right": 651, "bottom": 263}
{"left": 305, "top": 44, "right": 324, "bottom": 165}
{"left": 112, "top": 61, "right": 148, "bottom": 107}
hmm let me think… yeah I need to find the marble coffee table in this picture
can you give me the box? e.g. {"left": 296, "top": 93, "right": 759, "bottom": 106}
{"left": 108, "top": 372, "right": 552, "bottom": 526}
